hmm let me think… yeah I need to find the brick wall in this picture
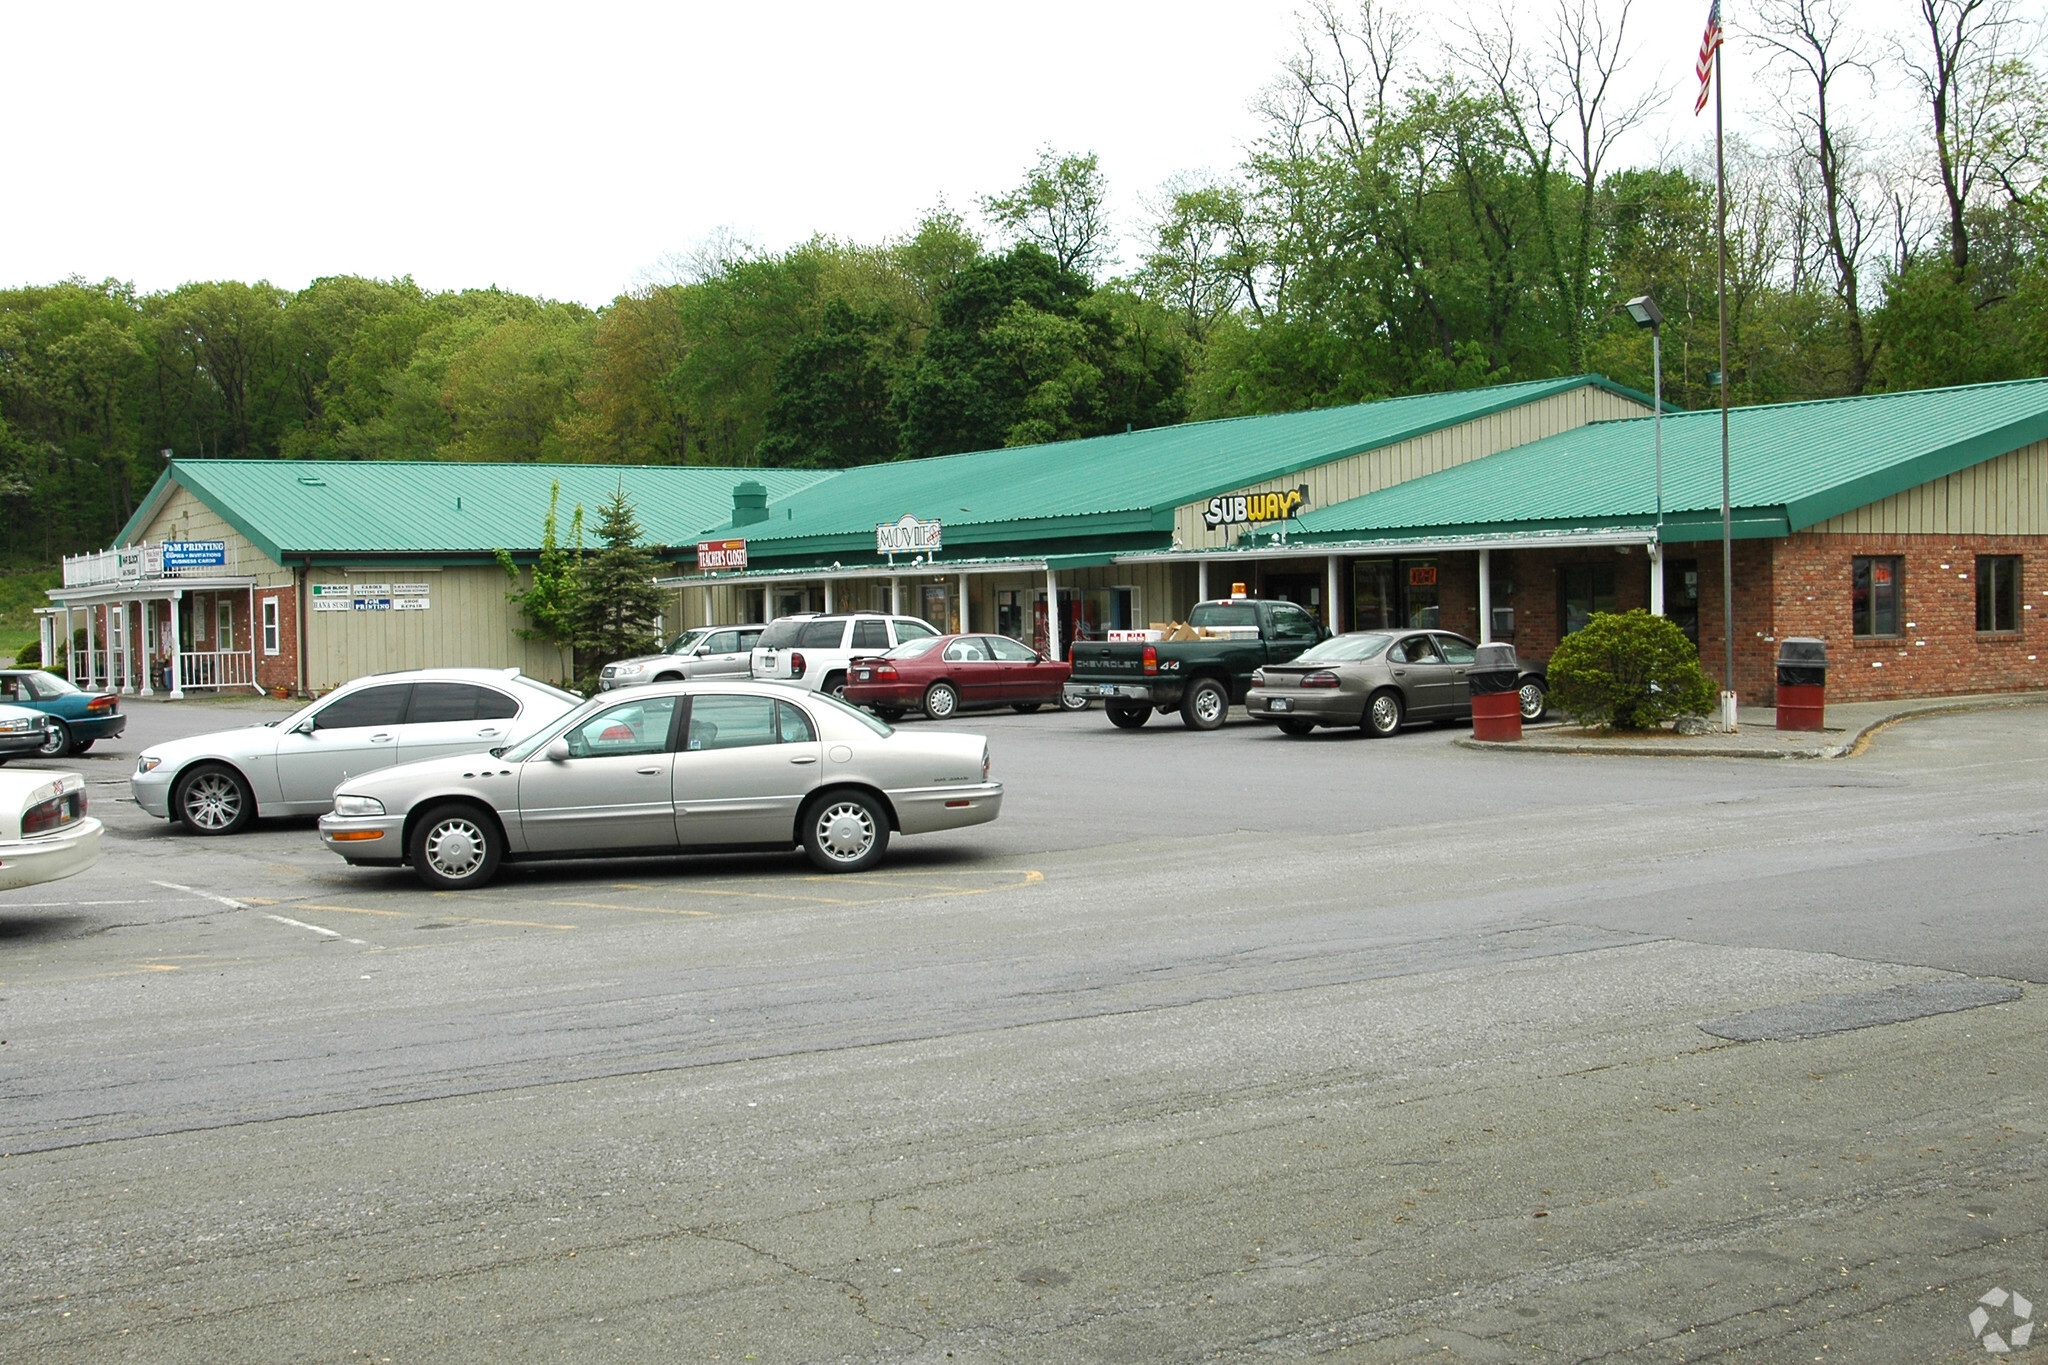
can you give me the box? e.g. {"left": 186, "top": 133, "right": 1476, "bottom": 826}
{"left": 1769, "top": 532, "right": 2048, "bottom": 702}
{"left": 253, "top": 585, "right": 301, "bottom": 695}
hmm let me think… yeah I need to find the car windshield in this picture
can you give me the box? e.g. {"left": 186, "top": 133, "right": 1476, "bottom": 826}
{"left": 500, "top": 694, "right": 610, "bottom": 761}
{"left": 882, "top": 637, "right": 943, "bottom": 660}
{"left": 667, "top": 629, "right": 710, "bottom": 654}
{"left": 757, "top": 618, "right": 809, "bottom": 648}
{"left": 1294, "top": 632, "right": 1395, "bottom": 663}
{"left": 805, "top": 688, "right": 895, "bottom": 737}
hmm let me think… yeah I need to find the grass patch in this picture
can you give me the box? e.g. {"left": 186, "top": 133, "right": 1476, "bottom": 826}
{"left": 0, "top": 567, "right": 58, "bottom": 662}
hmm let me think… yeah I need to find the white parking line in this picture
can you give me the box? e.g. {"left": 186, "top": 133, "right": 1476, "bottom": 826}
{"left": 153, "top": 880, "right": 370, "bottom": 947}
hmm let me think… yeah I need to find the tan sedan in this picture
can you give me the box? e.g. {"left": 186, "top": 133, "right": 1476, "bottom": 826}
{"left": 1246, "top": 630, "right": 1548, "bottom": 737}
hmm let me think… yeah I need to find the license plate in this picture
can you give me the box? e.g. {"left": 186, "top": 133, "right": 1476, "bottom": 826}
{"left": 1270, "top": 698, "right": 1291, "bottom": 712}
{"left": 856, "top": 670, "right": 869, "bottom": 679}
{"left": 1097, "top": 684, "right": 1117, "bottom": 697}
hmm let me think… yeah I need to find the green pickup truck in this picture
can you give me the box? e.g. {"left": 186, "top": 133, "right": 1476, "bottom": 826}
{"left": 1063, "top": 598, "right": 1329, "bottom": 730}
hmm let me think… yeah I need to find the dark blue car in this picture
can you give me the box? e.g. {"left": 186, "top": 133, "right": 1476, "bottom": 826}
{"left": 0, "top": 670, "right": 125, "bottom": 757}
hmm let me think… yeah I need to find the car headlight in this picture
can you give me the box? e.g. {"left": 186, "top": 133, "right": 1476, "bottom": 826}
{"left": 616, "top": 663, "right": 647, "bottom": 676}
{"left": 332, "top": 795, "right": 386, "bottom": 817}
{"left": 0, "top": 718, "right": 37, "bottom": 734}
{"left": 136, "top": 756, "right": 162, "bottom": 774}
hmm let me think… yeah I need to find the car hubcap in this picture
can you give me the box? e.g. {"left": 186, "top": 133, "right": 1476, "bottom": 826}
{"left": 1520, "top": 684, "right": 1543, "bottom": 719}
{"left": 929, "top": 689, "right": 955, "bottom": 717}
{"left": 1372, "top": 696, "right": 1400, "bottom": 731}
{"left": 816, "top": 803, "right": 875, "bottom": 862}
{"left": 1196, "top": 689, "right": 1223, "bottom": 724}
{"left": 185, "top": 774, "right": 242, "bottom": 829}
{"left": 425, "top": 820, "right": 486, "bottom": 879}
{"left": 38, "top": 727, "right": 63, "bottom": 755}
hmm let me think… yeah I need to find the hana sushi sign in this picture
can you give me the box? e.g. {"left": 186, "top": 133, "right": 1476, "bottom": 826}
{"left": 876, "top": 515, "right": 942, "bottom": 561}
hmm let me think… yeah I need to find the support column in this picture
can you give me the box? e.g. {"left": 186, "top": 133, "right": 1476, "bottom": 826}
{"left": 1045, "top": 568, "right": 1061, "bottom": 662}
{"left": 114, "top": 602, "right": 129, "bottom": 694}
{"left": 823, "top": 579, "right": 834, "bottom": 614}
{"left": 890, "top": 577, "right": 901, "bottom": 615}
{"left": 82, "top": 607, "right": 94, "bottom": 688}
{"left": 138, "top": 600, "right": 155, "bottom": 696}
{"left": 1478, "top": 548, "right": 1493, "bottom": 645}
{"left": 168, "top": 591, "right": 185, "bottom": 699}
{"left": 1649, "top": 540, "right": 1665, "bottom": 617}
{"left": 63, "top": 607, "right": 75, "bottom": 683}
{"left": 958, "top": 573, "right": 970, "bottom": 633}
{"left": 1326, "top": 556, "right": 1341, "bottom": 633}
{"left": 1197, "top": 560, "right": 1209, "bottom": 604}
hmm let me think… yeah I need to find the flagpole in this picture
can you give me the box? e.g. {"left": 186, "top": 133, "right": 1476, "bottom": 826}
{"left": 1715, "top": 20, "right": 1735, "bottom": 729}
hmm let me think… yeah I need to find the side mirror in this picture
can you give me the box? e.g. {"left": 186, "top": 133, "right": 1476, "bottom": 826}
{"left": 545, "top": 737, "right": 571, "bottom": 763}
{"left": 292, "top": 718, "right": 317, "bottom": 736}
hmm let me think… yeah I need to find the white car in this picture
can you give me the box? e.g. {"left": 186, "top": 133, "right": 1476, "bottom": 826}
{"left": 0, "top": 769, "right": 100, "bottom": 891}
{"left": 749, "top": 613, "right": 941, "bottom": 698}
{"left": 130, "top": 668, "right": 583, "bottom": 835}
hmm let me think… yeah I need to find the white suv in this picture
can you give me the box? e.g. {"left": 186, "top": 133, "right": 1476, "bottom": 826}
{"left": 750, "top": 613, "right": 941, "bottom": 697}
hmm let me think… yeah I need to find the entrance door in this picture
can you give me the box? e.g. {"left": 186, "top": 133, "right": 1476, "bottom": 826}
{"left": 516, "top": 694, "right": 684, "bottom": 853}
{"left": 276, "top": 682, "right": 413, "bottom": 805}
{"left": 1664, "top": 558, "right": 1700, "bottom": 645}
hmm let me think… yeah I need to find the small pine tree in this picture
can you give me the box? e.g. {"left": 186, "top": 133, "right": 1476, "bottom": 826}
{"left": 569, "top": 485, "right": 666, "bottom": 688}
{"left": 496, "top": 481, "right": 584, "bottom": 684}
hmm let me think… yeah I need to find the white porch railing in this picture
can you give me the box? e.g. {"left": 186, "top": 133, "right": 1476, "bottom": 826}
{"left": 62, "top": 540, "right": 241, "bottom": 588}
{"left": 72, "top": 650, "right": 111, "bottom": 690}
{"left": 179, "top": 650, "right": 255, "bottom": 691}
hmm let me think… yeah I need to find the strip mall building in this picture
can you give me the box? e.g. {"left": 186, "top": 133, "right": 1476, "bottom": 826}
{"left": 48, "top": 374, "right": 2048, "bottom": 704}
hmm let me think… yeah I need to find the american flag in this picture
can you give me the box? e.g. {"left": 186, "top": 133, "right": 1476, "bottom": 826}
{"left": 1695, "top": 0, "right": 1724, "bottom": 115}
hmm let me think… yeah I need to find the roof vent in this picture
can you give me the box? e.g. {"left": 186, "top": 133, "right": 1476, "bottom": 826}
{"left": 297, "top": 474, "right": 326, "bottom": 487}
{"left": 732, "top": 480, "right": 769, "bottom": 526}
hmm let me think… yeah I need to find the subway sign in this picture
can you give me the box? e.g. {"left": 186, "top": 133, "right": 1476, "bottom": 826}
{"left": 1204, "top": 486, "right": 1309, "bottom": 529}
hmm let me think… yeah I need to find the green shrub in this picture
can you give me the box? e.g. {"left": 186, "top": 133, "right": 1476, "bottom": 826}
{"left": 1546, "top": 609, "right": 1715, "bottom": 731}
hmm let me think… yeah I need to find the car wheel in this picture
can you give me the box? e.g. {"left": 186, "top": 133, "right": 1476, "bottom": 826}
{"left": 38, "top": 721, "right": 72, "bottom": 758}
{"left": 655, "top": 673, "right": 682, "bottom": 683}
{"left": 823, "top": 672, "right": 849, "bottom": 701}
{"left": 801, "top": 790, "right": 890, "bottom": 873}
{"left": 72, "top": 739, "right": 94, "bottom": 753}
{"left": 1011, "top": 702, "right": 1042, "bottom": 714}
{"left": 1362, "top": 688, "right": 1405, "bottom": 738}
{"left": 1276, "top": 718, "right": 1316, "bottom": 736}
{"left": 875, "top": 706, "right": 906, "bottom": 723}
{"left": 1519, "top": 678, "right": 1548, "bottom": 721}
{"left": 174, "top": 763, "right": 255, "bottom": 835}
{"left": 408, "top": 803, "right": 503, "bottom": 890}
{"left": 1180, "top": 677, "right": 1229, "bottom": 731}
{"left": 923, "top": 681, "right": 959, "bottom": 719}
{"left": 1059, "top": 691, "right": 1090, "bottom": 712}
{"left": 1106, "top": 702, "right": 1151, "bottom": 729}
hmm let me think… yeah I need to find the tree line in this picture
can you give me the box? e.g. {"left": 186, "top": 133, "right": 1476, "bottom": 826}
{"left": 4, "top": 0, "right": 2045, "bottom": 564}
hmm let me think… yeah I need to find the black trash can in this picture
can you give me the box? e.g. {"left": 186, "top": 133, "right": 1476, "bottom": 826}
{"left": 1469, "top": 642, "right": 1521, "bottom": 741}
{"left": 1775, "top": 637, "right": 1827, "bottom": 731}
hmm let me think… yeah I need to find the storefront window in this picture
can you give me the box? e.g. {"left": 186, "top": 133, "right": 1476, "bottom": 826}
{"left": 997, "top": 590, "right": 1023, "bottom": 640}
{"left": 1403, "top": 560, "right": 1439, "bottom": 627}
{"left": 1560, "top": 563, "right": 1617, "bottom": 635}
{"left": 1353, "top": 559, "right": 1437, "bottom": 628}
{"left": 1977, "top": 555, "right": 2021, "bottom": 632}
{"left": 919, "top": 584, "right": 949, "bottom": 632}
{"left": 1852, "top": 556, "right": 1902, "bottom": 637}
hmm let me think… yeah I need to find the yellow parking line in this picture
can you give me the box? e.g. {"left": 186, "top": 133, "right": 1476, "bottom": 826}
{"left": 296, "top": 903, "right": 577, "bottom": 931}
{"left": 550, "top": 901, "right": 715, "bottom": 917}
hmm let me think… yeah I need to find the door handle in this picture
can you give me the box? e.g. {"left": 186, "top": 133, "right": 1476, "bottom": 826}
{"left": 1392, "top": 669, "right": 1406, "bottom": 677}
{"left": 636, "top": 766, "right": 663, "bottom": 775}
{"left": 789, "top": 754, "right": 819, "bottom": 765}
{"left": 370, "top": 733, "right": 395, "bottom": 742}
{"left": 476, "top": 727, "right": 501, "bottom": 737}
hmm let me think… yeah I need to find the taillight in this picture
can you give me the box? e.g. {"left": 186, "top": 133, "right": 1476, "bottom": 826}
{"left": 789, "top": 651, "right": 807, "bottom": 678}
{"left": 87, "top": 695, "right": 116, "bottom": 713}
{"left": 1251, "top": 669, "right": 1267, "bottom": 687}
{"left": 1300, "top": 671, "right": 1341, "bottom": 689}
{"left": 22, "top": 791, "right": 84, "bottom": 836}
{"left": 874, "top": 664, "right": 898, "bottom": 680}
{"left": 1142, "top": 644, "right": 1158, "bottom": 676}
{"left": 982, "top": 745, "right": 991, "bottom": 781}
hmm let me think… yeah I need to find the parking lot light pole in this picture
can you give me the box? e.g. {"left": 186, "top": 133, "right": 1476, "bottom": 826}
{"left": 1625, "top": 295, "right": 1666, "bottom": 618}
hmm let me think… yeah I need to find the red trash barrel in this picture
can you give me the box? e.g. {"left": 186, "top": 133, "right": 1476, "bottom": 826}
{"left": 1468, "top": 642, "right": 1523, "bottom": 742}
{"left": 1775, "top": 637, "right": 1827, "bottom": 731}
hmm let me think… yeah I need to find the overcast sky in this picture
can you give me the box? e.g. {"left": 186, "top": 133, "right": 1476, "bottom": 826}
{"left": 7, "top": 2, "right": 1809, "bottom": 307}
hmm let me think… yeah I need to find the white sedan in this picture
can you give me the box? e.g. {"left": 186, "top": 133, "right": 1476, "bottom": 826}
{"left": 131, "top": 668, "right": 583, "bottom": 834}
{"left": 0, "top": 769, "right": 101, "bottom": 891}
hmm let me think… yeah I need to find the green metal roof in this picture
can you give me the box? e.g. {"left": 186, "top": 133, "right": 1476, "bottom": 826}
{"left": 120, "top": 461, "right": 834, "bottom": 562}
{"left": 1295, "top": 377, "right": 2048, "bottom": 544}
{"left": 700, "top": 376, "right": 1657, "bottom": 559}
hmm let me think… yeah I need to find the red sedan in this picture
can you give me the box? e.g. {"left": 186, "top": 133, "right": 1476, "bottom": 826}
{"left": 843, "top": 633, "right": 1077, "bottom": 721}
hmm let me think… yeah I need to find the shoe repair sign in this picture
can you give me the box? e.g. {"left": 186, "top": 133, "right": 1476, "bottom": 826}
{"left": 1205, "top": 486, "right": 1308, "bottom": 529}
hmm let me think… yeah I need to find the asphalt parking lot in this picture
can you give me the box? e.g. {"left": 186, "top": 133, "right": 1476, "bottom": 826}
{"left": 3, "top": 694, "right": 2046, "bottom": 1362}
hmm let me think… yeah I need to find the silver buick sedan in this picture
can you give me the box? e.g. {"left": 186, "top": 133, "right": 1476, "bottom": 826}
{"left": 317, "top": 680, "right": 1003, "bottom": 889}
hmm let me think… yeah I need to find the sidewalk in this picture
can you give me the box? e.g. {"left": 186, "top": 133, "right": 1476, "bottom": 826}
{"left": 1455, "top": 689, "right": 2048, "bottom": 759}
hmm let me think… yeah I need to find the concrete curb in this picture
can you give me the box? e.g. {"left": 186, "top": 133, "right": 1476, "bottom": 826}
{"left": 1453, "top": 691, "right": 2048, "bottom": 761}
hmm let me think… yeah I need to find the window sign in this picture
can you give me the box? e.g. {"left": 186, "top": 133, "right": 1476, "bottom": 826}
{"left": 162, "top": 540, "right": 227, "bottom": 570}
{"left": 310, "top": 583, "right": 353, "bottom": 613}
